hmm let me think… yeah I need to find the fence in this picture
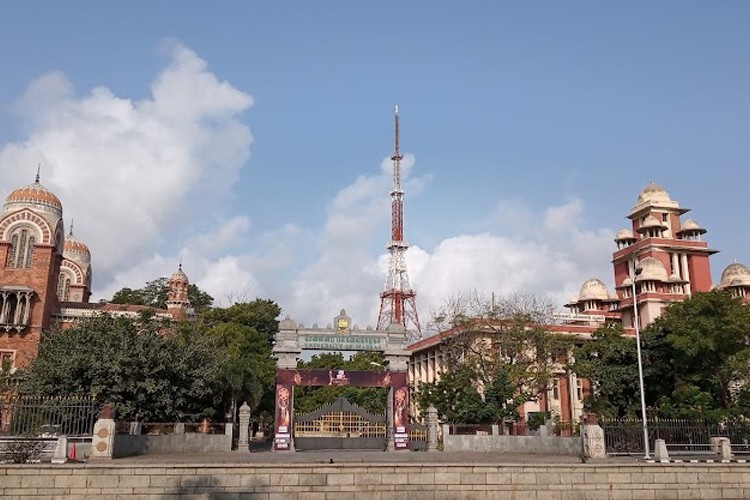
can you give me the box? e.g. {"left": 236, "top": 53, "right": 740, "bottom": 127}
{"left": 0, "top": 395, "right": 99, "bottom": 437}
{"left": 601, "top": 418, "right": 750, "bottom": 456}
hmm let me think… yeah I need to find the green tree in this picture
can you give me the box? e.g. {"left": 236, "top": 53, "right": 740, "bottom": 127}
{"left": 570, "top": 324, "right": 642, "bottom": 418}
{"left": 643, "top": 290, "right": 750, "bottom": 420}
{"left": 21, "top": 315, "right": 221, "bottom": 421}
{"left": 111, "top": 277, "right": 214, "bottom": 313}
{"left": 195, "top": 299, "right": 280, "bottom": 423}
{"left": 199, "top": 299, "right": 279, "bottom": 346}
{"left": 416, "top": 292, "right": 570, "bottom": 423}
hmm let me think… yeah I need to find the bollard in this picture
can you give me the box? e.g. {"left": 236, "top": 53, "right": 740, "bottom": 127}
{"left": 654, "top": 439, "right": 669, "bottom": 461}
{"left": 51, "top": 435, "right": 68, "bottom": 464}
{"left": 717, "top": 437, "right": 734, "bottom": 460}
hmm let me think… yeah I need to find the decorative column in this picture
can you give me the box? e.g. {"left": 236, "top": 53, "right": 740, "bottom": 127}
{"left": 22, "top": 292, "right": 32, "bottom": 325}
{"left": 0, "top": 292, "right": 8, "bottom": 323}
{"left": 681, "top": 253, "right": 692, "bottom": 296}
{"left": 426, "top": 405, "right": 438, "bottom": 452}
{"left": 236, "top": 402, "right": 252, "bottom": 453}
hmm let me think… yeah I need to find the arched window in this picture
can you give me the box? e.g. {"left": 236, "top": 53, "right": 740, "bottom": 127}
{"left": 6, "top": 226, "right": 36, "bottom": 269}
{"left": 57, "top": 273, "right": 71, "bottom": 301}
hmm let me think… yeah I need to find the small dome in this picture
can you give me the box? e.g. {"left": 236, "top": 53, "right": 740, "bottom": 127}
{"left": 637, "top": 215, "right": 666, "bottom": 232}
{"left": 720, "top": 263, "right": 750, "bottom": 288}
{"left": 4, "top": 179, "right": 63, "bottom": 220}
{"left": 578, "top": 278, "right": 610, "bottom": 301}
{"left": 636, "top": 182, "right": 672, "bottom": 205}
{"left": 63, "top": 224, "right": 91, "bottom": 258}
{"left": 621, "top": 277, "right": 633, "bottom": 287}
{"left": 615, "top": 228, "right": 636, "bottom": 241}
{"left": 169, "top": 264, "right": 189, "bottom": 284}
{"left": 635, "top": 257, "right": 669, "bottom": 282}
{"left": 678, "top": 219, "right": 706, "bottom": 235}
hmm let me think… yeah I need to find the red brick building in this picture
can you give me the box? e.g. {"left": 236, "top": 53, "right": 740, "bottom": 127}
{"left": 0, "top": 176, "right": 192, "bottom": 370}
{"left": 409, "top": 183, "right": 746, "bottom": 423}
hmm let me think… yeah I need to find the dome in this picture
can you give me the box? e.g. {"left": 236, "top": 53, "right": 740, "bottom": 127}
{"left": 169, "top": 264, "right": 189, "bottom": 284}
{"left": 678, "top": 219, "right": 706, "bottom": 235}
{"left": 636, "top": 182, "right": 672, "bottom": 205}
{"left": 64, "top": 237, "right": 90, "bottom": 256}
{"left": 635, "top": 257, "right": 669, "bottom": 282}
{"left": 578, "top": 278, "right": 610, "bottom": 301}
{"left": 615, "top": 228, "right": 636, "bottom": 241}
{"left": 63, "top": 224, "right": 91, "bottom": 258}
{"left": 4, "top": 178, "right": 63, "bottom": 220}
{"left": 720, "top": 263, "right": 750, "bottom": 288}
{"left": 637, "top": 215, "right": 666, "bottom": 232}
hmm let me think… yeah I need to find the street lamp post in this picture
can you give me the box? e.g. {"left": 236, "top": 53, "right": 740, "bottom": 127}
{"left": 631, "top": 259, "right": 650, "bottom": 459}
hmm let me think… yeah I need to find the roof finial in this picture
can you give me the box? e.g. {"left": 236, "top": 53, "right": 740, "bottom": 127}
{"left": 35, "top": 163, "right": 41, "bottom": 183}
{"left": 178, "top": 258, "right": 182, "bottom": 271}
{"left": 68, "top": 219, "right": 74, "bottom": 237}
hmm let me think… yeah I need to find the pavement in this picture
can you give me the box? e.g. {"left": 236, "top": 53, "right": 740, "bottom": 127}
{"left": 110, "top": 440, "right": 642, "bottom": 465}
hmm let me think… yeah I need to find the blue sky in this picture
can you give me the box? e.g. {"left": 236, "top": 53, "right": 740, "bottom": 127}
{"left": 1, "top": 2, "right": 749, "bottom": 329}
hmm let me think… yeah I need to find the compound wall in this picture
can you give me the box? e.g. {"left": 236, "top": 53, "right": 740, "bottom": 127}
{"left": 1, "top": 462, "right": 749, "bottom": 499}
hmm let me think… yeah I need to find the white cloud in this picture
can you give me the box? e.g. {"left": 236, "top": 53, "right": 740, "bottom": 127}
{"left": 0, "top": 42, "right": 254, "bottom": 295}
{"left": 0, "top": 43, "right": 617, "bottom": 337}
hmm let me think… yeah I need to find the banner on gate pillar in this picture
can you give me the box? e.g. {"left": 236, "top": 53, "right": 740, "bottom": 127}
{"left": 391, "top": 372, "right": 410, "bottom": 450}
{"left": 273, "top": 383, "right": 293, "bottom": 451}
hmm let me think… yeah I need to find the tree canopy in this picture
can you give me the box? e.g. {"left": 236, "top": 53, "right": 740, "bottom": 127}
{"left": 21, "top": 315, "right": 221, "bottom": 421}
{"left": 570, "top": 324, "right": 641, "bottom": 418}
{"left": 19, "top": 297, "right": 282, "bottom": 424}
{"left": 643, "top": 290, "right": 750, "bottom": 420}
{"left": 111, "top": 277, "right": 214, "bottom": 313}
{"left": 572, "top": 290, "right": 750, "bottom": 421}
{"left": 415, "top": 292, "right": 571, "bottom": 424}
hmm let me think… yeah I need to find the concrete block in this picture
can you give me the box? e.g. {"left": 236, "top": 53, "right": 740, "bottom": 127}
{"left": 326, "top": 473, "right": 355, "bottom": 485}
{"left": 354, "top": 473, "right": 382, "bottom": 485}
{"left": 511, "top": 472, "right": 537, "bottom": 484}
{"left": 407, "top": 472, "right": 435, "bottom": 484}
{"left": 485, "top": 472, "right": 511, "bottom": 484}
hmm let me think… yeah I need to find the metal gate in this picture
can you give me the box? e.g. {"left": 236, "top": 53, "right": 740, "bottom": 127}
{"left": 294, "top": 397, "right": 387, "bottom": 451}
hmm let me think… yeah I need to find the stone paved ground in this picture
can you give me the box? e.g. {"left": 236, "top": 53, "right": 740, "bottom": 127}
{"left": 111, "top": 441, "right": 641, "bottom": 465}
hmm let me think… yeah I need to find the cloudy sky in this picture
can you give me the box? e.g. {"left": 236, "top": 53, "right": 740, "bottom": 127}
{"left": 1, "top": 2, "right": 749, "bottom": 332}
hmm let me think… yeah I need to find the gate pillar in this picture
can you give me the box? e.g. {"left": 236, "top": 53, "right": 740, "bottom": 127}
{"left": 237, "top": 402, "right": 252, "bottom": 453}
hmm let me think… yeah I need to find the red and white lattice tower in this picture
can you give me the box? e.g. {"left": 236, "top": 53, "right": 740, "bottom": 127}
{"left": 376, "top": 105, "right": 422, "bottom": 339}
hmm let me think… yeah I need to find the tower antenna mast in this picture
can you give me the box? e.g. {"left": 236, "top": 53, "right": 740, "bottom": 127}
{"left": 377, "top": 105, "right": 422, "bottom": 339}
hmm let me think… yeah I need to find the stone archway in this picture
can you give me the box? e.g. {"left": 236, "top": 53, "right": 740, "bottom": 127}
{"left": 271, "top": 309, "right": 411, "bottom": 451}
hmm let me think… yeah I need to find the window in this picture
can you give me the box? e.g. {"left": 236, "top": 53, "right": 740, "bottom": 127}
{"left": 57, "top": 273, "right": 71, "bottom": 301}
{"left": 6, "top": 226, "right": 36, "bottom": 268}
{"left": 552, "top": 379, "right": 560, "bottom": 400}
{"left": 576, "top": 379, "right": 584, "bottom": 401}
{"left": 0, "top": 351, "right": 15, "bottom": 372}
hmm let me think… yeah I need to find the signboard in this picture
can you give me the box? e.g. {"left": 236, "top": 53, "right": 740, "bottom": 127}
{"left": 299, "top": 334, "right": 384, "bottom": 351}
{"left": 277, "top": 369, "right": 395, "bottom": 387}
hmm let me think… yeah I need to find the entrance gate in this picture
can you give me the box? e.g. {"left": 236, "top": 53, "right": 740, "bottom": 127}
{"left": 272, "top": 309, "right": 412, "bottom": 452}
{"left": 294, "top": 396, "right": 387, "bottom": 451}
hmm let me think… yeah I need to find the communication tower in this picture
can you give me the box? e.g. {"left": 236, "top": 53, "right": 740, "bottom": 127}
{"left": 376, "top": 105, "right": 422, "bottom": 339}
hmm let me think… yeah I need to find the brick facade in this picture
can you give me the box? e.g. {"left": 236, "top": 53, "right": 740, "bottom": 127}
{"left": 0, "top": 178, "right": 191, "bottom": 371}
